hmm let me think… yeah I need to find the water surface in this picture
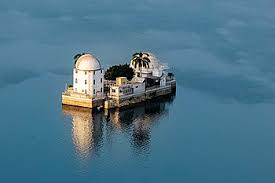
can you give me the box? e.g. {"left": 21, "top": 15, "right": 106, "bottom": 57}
{"left": 1, "top": 0, "right": 275, "bottom": 182}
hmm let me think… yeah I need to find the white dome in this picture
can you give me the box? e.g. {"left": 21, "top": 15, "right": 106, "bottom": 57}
{"left": 75, "top": 54, "right": 101, "bottom": 71}
{"left": 146, "top": 53, "right": 161, "bottom": 69}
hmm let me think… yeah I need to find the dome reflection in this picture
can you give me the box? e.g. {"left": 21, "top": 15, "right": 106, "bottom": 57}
{"left": 62, "top": 106, "right": 103, "bottom": 160}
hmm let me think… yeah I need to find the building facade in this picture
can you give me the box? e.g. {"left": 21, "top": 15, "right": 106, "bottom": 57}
{"left": 109, "top": 77, "right": 145, "bottom": 97}
{"left": 62, "top": 52, "right": 176, "bottom": 109}
{"left": 73, "top": 54, "right": 104, "bottom": 97}
{"left": 130, "top": 52, "right": 168, "bottom": 87}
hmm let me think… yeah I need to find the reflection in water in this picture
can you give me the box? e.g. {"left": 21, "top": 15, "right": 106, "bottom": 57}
{"left": 62, "top": 94, "right": 175, "bottom": 161}
{"left": 62, "top": 106, "right": 103, "bottom": 160}
{"left": 108, "top": 98, "right": 171, "bottom": 154}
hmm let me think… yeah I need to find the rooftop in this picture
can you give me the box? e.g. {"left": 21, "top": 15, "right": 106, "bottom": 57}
{"left": 75, "top": 54, "right": 101, "bottom": 71}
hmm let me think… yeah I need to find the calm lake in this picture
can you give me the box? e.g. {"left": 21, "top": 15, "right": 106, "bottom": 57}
{"left": 1, "top": 0, "right": 275, "bottom": 182}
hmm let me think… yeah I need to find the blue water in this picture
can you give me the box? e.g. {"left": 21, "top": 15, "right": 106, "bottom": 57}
{"left": 1, "top": 0, "right": 275, "bottom": 182}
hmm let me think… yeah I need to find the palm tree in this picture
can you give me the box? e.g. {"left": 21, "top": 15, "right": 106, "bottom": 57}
{"left": 130, "top": 52, "right": 151, "bottom": 76}
{"left": 73, "top": 52, "right": 86, "bottom": 64}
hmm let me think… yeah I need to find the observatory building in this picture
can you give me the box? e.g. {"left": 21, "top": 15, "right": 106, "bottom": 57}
{"left": 62, "top": 52, "right": 176, "bottom": 109}
{"left": 62, "top": 53, "right": 105, "bottom": 108}
{"left": 73, "top": 54, "right": 104, "bottom": 97}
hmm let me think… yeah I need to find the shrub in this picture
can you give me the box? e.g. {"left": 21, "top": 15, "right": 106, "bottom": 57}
{"left": 104, "top": 64, "right": 135, "bottom": 81}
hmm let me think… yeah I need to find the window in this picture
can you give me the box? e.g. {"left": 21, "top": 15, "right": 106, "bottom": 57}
{"left": 85, "top": 89, "right": 87, "bottom": 94}
{"left": 136, "top": 86, "right": 138, "bottom": 88}
{"left": 101, "top": 78, "right": 102, "bottom": 83}
{"left": 85, "top": 80, "right": 87, "bottom": 84}
{"left": 112, "top": 89, "right": 116, "bottom": 93}
{"left": 75, "top": 78, "right": 78, "bottom": 84}
{"left": 93, "top": 89, "right": 95, "bottom": 95}
{"left": 94, "top": 71, "right": 95, "bottom": 75}
{"left": 94, "top": 80, "right": 95, "bottom": 85}
{"left": 75, "top": 70, "right": 78, "bottom": 74}
{"left": 101, "top": 70, "right": 102, "bottom": 73}
{"left": 101, "top": 88, "right": 102, "bottom": 92}
{"left": 85, "top": 71, "right": 87, "bottom": 75}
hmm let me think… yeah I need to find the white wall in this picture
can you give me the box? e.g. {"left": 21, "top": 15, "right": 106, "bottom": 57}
{"left": 132, "top": 83, "right": 145, "bottom": 94}
{"left": 93, "top": 69, "right": 104, "bottom": 97}
{"left": 110, "top": 84, "right": 133, "bottom": 97}
{"left": 73, "top": 68, "right": 87, "bottom": 94}
{"left": 110, "top": 86, "right": 119, "bottom": 96}
{"left": 160, "top": 73, "right": 167, "bottom": 87}
{"left": 73, "top": 68, "right": 104, "bottom": 97}
{"left": 152, "top": 68, "right": 163, "bottom": 77}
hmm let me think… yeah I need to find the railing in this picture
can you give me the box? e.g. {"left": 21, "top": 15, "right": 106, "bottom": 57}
{"left": 145, "top": 85, "right": 160, "bottom": 90}
{"left": 104, "top": 80, "right": 120, "bottom": 87}
{"left": 166, "top": 79, "right": 176, "bottom": 84}
{"left": 62, "top": 90, "right": 92, "bottom": 99}
{"left": 104, "top": 80, "right": 133, "bottom": 87}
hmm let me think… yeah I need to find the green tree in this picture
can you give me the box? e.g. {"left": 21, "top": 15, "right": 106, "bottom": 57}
{"left": 130, "top": 52, "right": 151, "bottom": 69}
{"left": 104, "top": 64, "right": 135, "bottom": 81}
{"left": 73, "top": 52, "right": 86, "bottom": 64}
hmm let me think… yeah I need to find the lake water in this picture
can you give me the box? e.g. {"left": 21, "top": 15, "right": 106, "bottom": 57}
{"left": 1, "top": 0, "right": 275, "bottom": 182}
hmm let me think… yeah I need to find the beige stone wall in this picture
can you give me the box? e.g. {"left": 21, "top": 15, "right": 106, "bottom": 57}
{"left": 62, "top": 95, "right": 93, "bottom": 108}
{"left": 106, "top": 85, "right": 172, "bottom": 108}
{"left": 62, "top": 79, "right": 176, "bottom": 109}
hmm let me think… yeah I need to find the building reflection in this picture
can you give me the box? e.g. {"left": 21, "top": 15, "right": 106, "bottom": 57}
{"left": 62, "top": 94, "right": 175, "bottom": 160}
{"left": 62, "top": 106, "right": 103, "bottom": 160}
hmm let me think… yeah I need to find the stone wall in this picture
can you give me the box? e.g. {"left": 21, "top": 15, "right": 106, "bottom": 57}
{"left": 62, "top": 95, "right": 104, "bottom": 108}
{"left": 105, "top": 85, "right": 173, "bottom": 108}
{"left": 62, "top": 95, "right": 93, "bottom": 108}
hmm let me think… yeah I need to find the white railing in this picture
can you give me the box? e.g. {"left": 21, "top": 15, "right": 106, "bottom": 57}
{"left": 62, "top": 90, "right": 92, "bottom": 99}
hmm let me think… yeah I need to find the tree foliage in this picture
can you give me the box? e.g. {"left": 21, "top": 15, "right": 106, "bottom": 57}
{"left": 73, "top": 52, "right": 86, "bottom": 64}
{"left": 131, "top": 52, "right": 151, "bottom": 69}
{"left": 104, "top": 64, "right": 135, "bottom": 81}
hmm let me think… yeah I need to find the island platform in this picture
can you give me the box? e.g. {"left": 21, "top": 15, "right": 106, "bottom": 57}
{"left": 61, "top": 52, "right": 176, "bottom": 109}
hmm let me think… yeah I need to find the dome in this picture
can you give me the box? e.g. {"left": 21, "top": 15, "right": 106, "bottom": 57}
{"left": 75, "top": 54, "right": 101, "bottom": 71}
{"left": 146, "top": 53, "right": 161, "bottom": 69}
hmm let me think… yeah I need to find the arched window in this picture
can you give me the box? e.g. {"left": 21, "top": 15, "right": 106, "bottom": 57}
{"left": 85, "top": 80, "right": 87, "bottom": 84}
{"left": 101, "top": 78, "right": 102, "bottom": 83}
{"left": 94, "top": 80, "right": 95, "bottom": 85}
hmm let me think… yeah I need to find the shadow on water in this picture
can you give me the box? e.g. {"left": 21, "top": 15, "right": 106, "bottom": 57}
{"left": 62, "top": 93, "right": 176, "bottom": 163}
